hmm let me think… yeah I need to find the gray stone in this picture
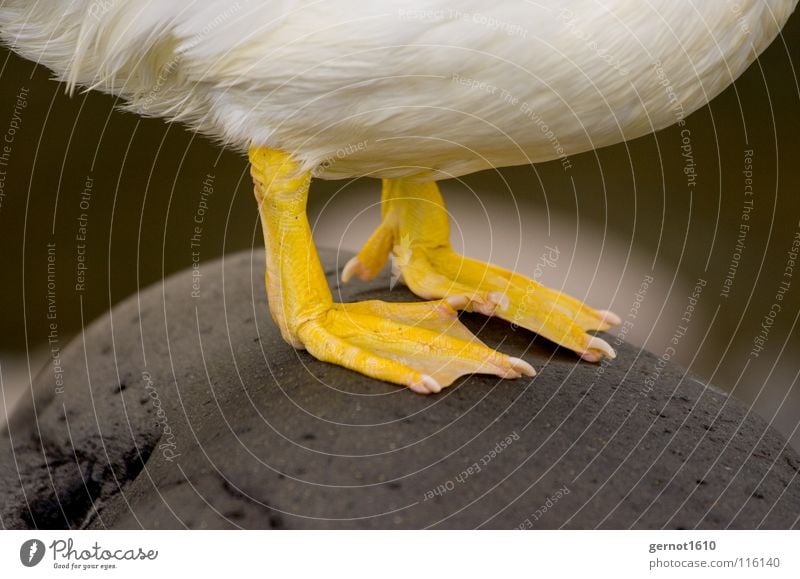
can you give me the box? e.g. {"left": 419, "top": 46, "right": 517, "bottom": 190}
{"left": 2, "top": 249, "right": 799, "bottom": 529}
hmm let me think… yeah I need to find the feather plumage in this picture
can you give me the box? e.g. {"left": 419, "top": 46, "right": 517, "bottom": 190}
{"left": 1, "top": 0, "right": 795, "bottom": 179}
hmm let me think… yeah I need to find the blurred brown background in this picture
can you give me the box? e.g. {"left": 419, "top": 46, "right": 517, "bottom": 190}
{"left": 1, "top": 13, "right": 799, "bottom": 451}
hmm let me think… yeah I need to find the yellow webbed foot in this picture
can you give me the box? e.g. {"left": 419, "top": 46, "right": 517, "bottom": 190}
{"left": 299, "top": 299, "right": 534, "bottom": 394}
{"left": 250, "top": 147, "right": 534, "bottom": 394}
{"left": 400, "top": 247, "right": 620, "bottom": 362}
{"left": 343, "top": 178, "right": 620, "bottom": 363}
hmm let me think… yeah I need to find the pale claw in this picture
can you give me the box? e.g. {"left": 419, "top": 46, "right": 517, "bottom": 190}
{"left": 581, "top": 336, "right": 616, "bottom": 362}
{"left": 409, "top": 374, "right": 442, "bottom": 395}
{"left": 466, "top": 291, "right": 510, "bottom": 316}
{"left": 445, "top": 295, "right": 471, "bottom": 309}
{"left": 509, "top": 357, "right": 537, "bottom": 376}
{"left": 341, "top": 256, "right": 363, "bottom": 283}
{"left": 597, "top": 309, "right": 622, "bottom": 326}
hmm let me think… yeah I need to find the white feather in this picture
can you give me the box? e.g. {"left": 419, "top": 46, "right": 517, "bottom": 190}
{"left": 1, "top": 0, "right": 795, "bottom": 179}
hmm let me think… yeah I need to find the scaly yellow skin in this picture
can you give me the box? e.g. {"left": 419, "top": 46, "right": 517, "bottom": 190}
{"left": 250, "top": 147, "right": 536, "bottom": 394}
{"left": 342, "top": 178, "right": 621, "bottom": 363}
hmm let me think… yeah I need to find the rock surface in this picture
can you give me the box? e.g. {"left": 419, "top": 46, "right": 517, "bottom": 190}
{"left": 2, "top": 249, "right": 799, "bottom": 529}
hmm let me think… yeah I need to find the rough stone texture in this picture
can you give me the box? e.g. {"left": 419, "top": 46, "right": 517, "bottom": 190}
{"left": 2, "top": 249, "right": 799, "bottom": 530}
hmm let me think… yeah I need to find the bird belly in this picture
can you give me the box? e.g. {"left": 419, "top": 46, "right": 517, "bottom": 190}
{"left": 194, "top": 0, "right": 795, "bottom": 180}
{"left": 3, "top": 0, "right": 794, "bottom": 179}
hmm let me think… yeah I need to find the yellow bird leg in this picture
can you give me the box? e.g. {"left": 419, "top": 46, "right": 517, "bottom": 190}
{"left": 342, "top": 178, "right": 621, "bottom": 362}
{"left": 250, "top": 147, "right": 535, "bottom": 394}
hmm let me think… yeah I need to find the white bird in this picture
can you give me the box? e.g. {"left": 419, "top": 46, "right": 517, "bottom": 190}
{"left": 2, "top": 0, "right": 795, "bottom": 393}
